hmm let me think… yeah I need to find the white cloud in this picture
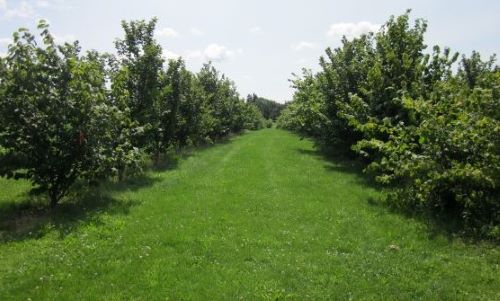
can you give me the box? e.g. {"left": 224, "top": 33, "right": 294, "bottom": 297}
{"left": 0, "top": 0, "right": 6, "bottom": 10}
{"left": 53, "top": 33, "right": 76, "bottom": 44}
{"left": 157, "top": 27, "right": 179, "bottom": 38}
{"left": 292, "top": 41, "right": 317, "bottom": 51}
{"left": 326, "top": 21, "right": 380, "bottom": 39}
{"left": 44, "top": 0, "right": 74, "bottom": 11}
{"left": 204, "top": 44, "right": 233, "bottom": 61}
{"left": 185, "top": 49, "right": 202, "bottom": 60}
{"left": 0, "top": 38, "right": 11, "bottom": 46}
{"left": 164, "top": 50, "right": 180, "bottom": 60}
{"left": 190, "top": 27, "right": 204, "bottom": 36}
{"left": 186, "top": 43, "right": 241, "bottom": 62}
{"left": 36, "top": 0, "right": 50, "bottom": 8}
{"left": 249, "top": 26, "right": 262, "bottom": 34}
{"left": 204, "top": 44, "right": 242, "bottom": 61}
{"left": 5, "top": 1, "right": 35, "bottom": 18}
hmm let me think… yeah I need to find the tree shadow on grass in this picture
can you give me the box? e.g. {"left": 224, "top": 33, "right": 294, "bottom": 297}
{"left": 295, "top": 146, "right": 495, "bottom": 243}
{"left": 102, "top": 172, "right": 161, "bottom": 193}
{"left": 0, "top": 133, "right": 244, "bottom": 244}
{"left": 148, "top": 135, "right": 239, "bottom": 173}
{"left": 363, "top": 195, "right": 467, "bottom": 241}
{"left": 390, "top": 202, "right": 492, "bottom": 243}
{"left": 0, "top": 174, "right": 155, "bottom": 243}
{"left": 296, "top": 147, "right": 381, "bottom": 189}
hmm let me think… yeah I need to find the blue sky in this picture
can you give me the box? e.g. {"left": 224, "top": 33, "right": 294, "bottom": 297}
{"left": 1, "top": 0, "right": 499, "bottom": 102}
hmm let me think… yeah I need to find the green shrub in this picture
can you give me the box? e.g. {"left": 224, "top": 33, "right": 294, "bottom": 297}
{"left": 0, "top": 21, "right": 138, "bottom": 206}
{"left": 362, "top": 86, "right": 500, "bottom": 238}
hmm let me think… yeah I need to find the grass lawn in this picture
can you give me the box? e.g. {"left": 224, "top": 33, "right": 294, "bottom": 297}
{"left": 0, "top": 129, "right": 499, "bottom": 300}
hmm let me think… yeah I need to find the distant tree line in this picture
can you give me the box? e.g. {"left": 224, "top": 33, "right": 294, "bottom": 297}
{"left": 277, "top": 10, "right": 499, "bottom": 239}
{"left": 246, "top": 94, "right": 285, "bottom": 121}
{"left": 0, "top": 18, "right": 265, "bottom": 207}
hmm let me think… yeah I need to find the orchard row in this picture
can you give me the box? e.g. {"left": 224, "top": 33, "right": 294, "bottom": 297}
{"left": 0, "top": 18, "right": 266, "bottom": 206}
{"left": 277, "top": 10, "right": 500, "bottom": 239}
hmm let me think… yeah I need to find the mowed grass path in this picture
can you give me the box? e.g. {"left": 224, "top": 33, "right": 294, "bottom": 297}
{"left": 0, "top": 129, "right": 499, "bottom": 300}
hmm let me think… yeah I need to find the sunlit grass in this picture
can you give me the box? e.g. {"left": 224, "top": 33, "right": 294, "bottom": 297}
{"left": 0, "top": 129, "right": 499, "bottom": 300}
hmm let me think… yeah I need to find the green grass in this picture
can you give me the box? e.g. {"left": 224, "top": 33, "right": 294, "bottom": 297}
{"left": 0, "top": 129, "right": 499, "bottom": 300}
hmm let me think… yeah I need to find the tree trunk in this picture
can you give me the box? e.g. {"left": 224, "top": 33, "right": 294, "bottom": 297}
{"left": 118, "top": 166, "right": 125, "bottom": 181}
{"left": 154, "top": 151, "right": 161, "bottom": 167}
{"left": 49, "top": 191, "right": 59, "bottom": 208}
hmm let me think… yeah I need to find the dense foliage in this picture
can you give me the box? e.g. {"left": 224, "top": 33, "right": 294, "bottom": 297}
{"left": 277, "top": 10, "right": 500, "bottom": 239}
{"left": 0, "top": 19, "right": 263, "bottom": 206}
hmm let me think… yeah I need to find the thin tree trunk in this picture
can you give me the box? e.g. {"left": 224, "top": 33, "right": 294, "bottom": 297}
{"left": 118, "top": 166, "right": 125, "bottom": 181}
{"left": 49, "top": 191, "right": 59, "bottom": 208}
{"left": 154, "top": 150, "right": 161, "bottom": 167}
